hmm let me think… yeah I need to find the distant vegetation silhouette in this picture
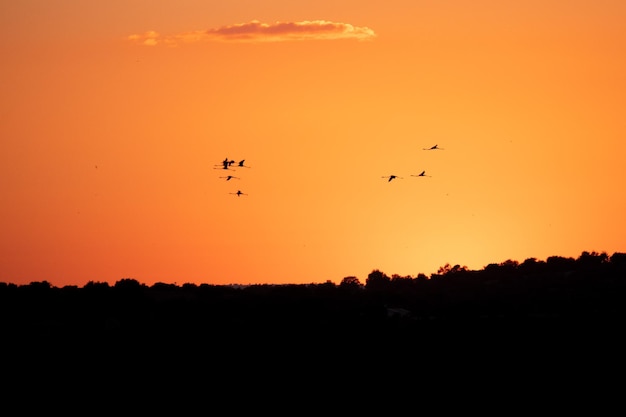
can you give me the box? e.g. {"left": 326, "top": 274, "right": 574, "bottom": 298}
{"left": 4, "top": 250, "right": 625, "bottom": 396}
{"left": 3, "top": 251, "right": 625, "bottom": 339}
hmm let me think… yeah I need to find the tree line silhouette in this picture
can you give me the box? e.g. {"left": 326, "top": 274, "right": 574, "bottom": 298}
{"left": 3, "top": 250, "right": 625, "bottom": 400}
{"left": 2, "top": 251, "right": 625, "bottom": 340}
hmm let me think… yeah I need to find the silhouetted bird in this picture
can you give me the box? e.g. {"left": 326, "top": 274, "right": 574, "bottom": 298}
{"left": 215, "top": 158, "right": 236, "bottom": 170}
{"left": 214, "top": 164, "right": 235, "bottom": 170}
{"left": 230, "top": 190, "right": 248, "bottom": 197}
{"left": 219, "top": 175, "right": 240, "bottom": 181}
{"left": 423, "top": 144, "right": 444, "bottom": 150}
{"left": 411, "top": 170, "right": 431, "bottom": 177}
{"left": 237, "top": 160, "right": 250, "bottom": 168}
{"left": 382, "top": 175, "right": 403, "bottom": 182}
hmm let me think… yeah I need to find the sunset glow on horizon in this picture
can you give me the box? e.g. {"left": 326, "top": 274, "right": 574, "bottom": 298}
{"left": 2, "top": 1, "right": 625, "bottom": 287}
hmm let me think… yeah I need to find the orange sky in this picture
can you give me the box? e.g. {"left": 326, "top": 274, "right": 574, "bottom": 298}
{"left": 2, "top": 0, "right": 625, "bottom": 287}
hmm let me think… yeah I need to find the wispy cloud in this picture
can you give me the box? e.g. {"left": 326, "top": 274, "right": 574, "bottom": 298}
{"left": 128, "top": 20, "right": 376, "bottom": 46}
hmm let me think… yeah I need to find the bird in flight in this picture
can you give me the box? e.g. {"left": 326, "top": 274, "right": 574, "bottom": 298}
{"left": 214, "top": 158, "right": 236, "bottom": 170}
{"left": 222, "top": 158, "right": 236, "bottom": 167}
{"left": 423, "top": 144, "right": 444, "bottom": 150}
{"left": 382, "top": 175, "right": 403, "bottom": 182}
{"left": 214, "top": 165, "right": 234, "bottom": 171}
{"left": 215, "top": 158, "right": 235, "bottom": 169}
{"left": 219, "top": 175, "right": 240, "bottom": 181}
{"left": 237, "top": 159, "right": 250, "bottom": 168}
{"left": 230, "top": 190, "right": 248, "bottom": 197}
{"left": 411, "top": 170, "right": 431, "bottom": 177}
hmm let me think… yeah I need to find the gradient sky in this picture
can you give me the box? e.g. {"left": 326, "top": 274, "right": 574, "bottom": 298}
{"left": 2, "top": 0, "right": 625, "bottom": 287}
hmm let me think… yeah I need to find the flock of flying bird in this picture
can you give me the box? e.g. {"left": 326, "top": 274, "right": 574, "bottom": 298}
{"left": 381, "top": 144, "right": 445, "bottom": 182}
{"left": 215, "top": 157, "right": 251, "bottom": 196}
{"left": 215, "top": 144, "right": 444, "bottom": 195}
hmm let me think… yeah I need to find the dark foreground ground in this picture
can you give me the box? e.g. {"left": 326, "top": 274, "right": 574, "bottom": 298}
{"left": 2, "top": 254, "right": 625, "bottom": 410}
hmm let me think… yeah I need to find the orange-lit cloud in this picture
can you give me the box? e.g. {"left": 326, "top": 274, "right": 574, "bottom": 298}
{"left": 128, "top": 20, "right": 376, "bottom": 46}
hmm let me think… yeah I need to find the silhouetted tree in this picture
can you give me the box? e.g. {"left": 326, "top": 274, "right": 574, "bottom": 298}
{"left": 495, "top": 259, "right": 520, "bottom": 278}
{"left": 610, "top": 252, "right": 626, "bottom": 269}
{"left": 415, "top": 273, "right": 428, "bottom": 281}
{"left": 545, "top": 255, "right": 576, "bottom": 273}
{"left": 519, "top": 257, "right": 544, "bottom": 275}
{"left": 437, "top": 263, "right": 453, "bottom": 275}
{"left": 26, "top": 280, "right": 52, "bottom": 291}
{"left": 181, "top": 283, "right": 198, "bottom": 290}
{"left": 114, "top": 278, "right": 143, "bottom": 290}
{"left": 499, "top": 259, "right": 519, "bottom": 269}
{"left": 340, "top": 276, "right": 361, "bottom": 288}
{"left": 365, "top": 269, "right": 390, "bottom": 291}
{"left": 576, "top": 251, "right": 608, "bottom": 270}
{"left": 84, "top": 281, "right": 110, "bottom": 290}
{"left": 151, "top": 282, "right": 179, "bottom": 291}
